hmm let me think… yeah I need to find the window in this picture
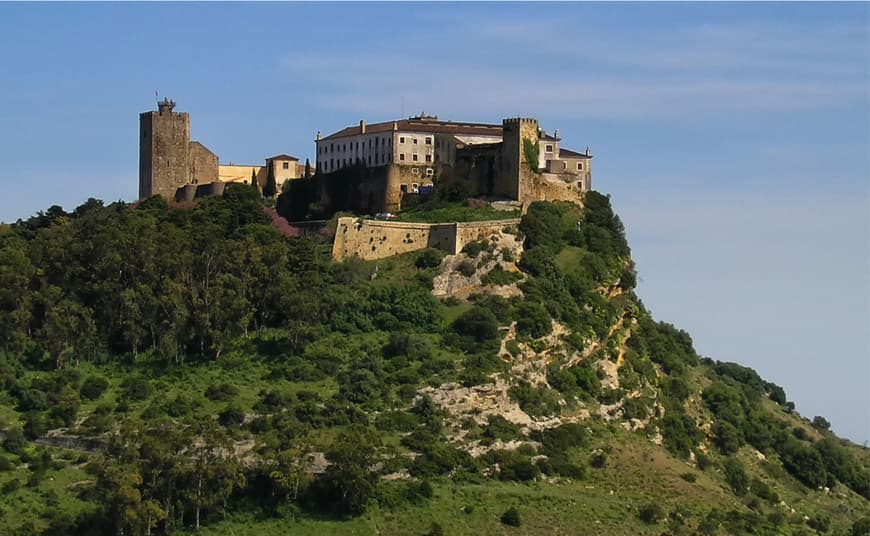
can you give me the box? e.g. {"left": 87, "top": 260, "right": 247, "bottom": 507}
{"left": 425, "top": 168, "right": 434, "bottom": 176}
{"left": 545, "top": 144, "right": 553, "bottom": 152}
{"left": 367, "top": 155, "right": 371, "bottom": 165}
{"left": 412, "top": 154, "right": 418, "bottom": 161}
{"left": 562, "top": 162, "right": 568, "bottom": 171}
{"left": 400, "top": 136, "right": 405, "bottom": 143}
{"left": 330, "top": 143, "right": 334, "bottom": 153}
{"left": 425, "top": 154, "right": 432, "bottom": 163}
{"left": 577, "top": 162, "right": 583, "bottom": 171}
{"left": 399, "top": 153, "right": 405, "bottom": 161}
{"left": 411, "top": 167, "right": 420, "bottom": 175}
{"left": 375, "top": 138, "right": 379, "bottom": 147}
{"left": 400, "top": 184, "right": 408, "bottom": 193}
{"left": 375, "top": 154, "right": 379, "bottom": 164}
{"left": 282, "top": 162, "right": 289, "bottom": 169}
{"left": 425, "top": 137, "right": 432, "bottom": 144}
{"left": 413, "top": 138, "right": 418, "bottom": 144}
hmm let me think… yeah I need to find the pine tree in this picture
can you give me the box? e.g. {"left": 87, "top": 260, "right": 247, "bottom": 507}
{"left": 264, "top": 161, "right": 278, "bottom": 198}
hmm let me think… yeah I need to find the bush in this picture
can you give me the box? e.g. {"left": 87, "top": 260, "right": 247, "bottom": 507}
{"left": 2, "top": 428, "right": 27, "bottom": 455}
{"left": 680, "top": 472, "right": 697, "bottom": 483}
{"left": 639, "top": 502, "right": 665, "bottom": 524}
{"left": 501, "top": 506, "right": 522, "bottom": 527}
{"left": 481, "top": 266, "right": 522, "bottom": 286}
{"left": 79, "top": 376, "right": 109, "bottom": 401}
{"left": 457, "top": 260, "right": 476, "bottom": 277}
{"left": 723, "top": 458, "right": 749, "bottom": 496}
{"left": 120, "top": 377, "right": 152, "bottom": 401}
{"left": 851, "top": 517, "right": 870, "bottom": 536}
{"left": 218, "top": 405, "right": 246, "bottom": 427}
{"left": 451, "top": 306, "right": 500, "bottom": 343}
{"left": 205, "top": 382, "right": 239, "bottom": 402}
{"left": 415, "top": 248, "right": 444, "bottom": 269}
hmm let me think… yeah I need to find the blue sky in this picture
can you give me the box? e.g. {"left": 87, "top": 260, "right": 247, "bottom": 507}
{"left": 0, "top": 2, "right": 867, "bottom": 442}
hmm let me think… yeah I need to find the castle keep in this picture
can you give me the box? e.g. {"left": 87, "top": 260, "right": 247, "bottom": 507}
{"left": 138, "top": 99, "right": 301, "bottom": 201}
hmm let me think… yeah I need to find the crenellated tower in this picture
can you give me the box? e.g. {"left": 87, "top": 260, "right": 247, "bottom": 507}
{"left": 499, "top": 117, "right": 539, "bottom": 201}
{"left": 139, "top": 98, "right": 192, "bottom": 200}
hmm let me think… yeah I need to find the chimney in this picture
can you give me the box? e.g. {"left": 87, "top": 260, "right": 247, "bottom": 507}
{"left": 392, "top": 121, "right": 398, "bottom": 131}
{"left": 315, "top": 131, "right": 322, "bottom": 141}
{"left": 585, "top": 146, "right": 590, "bottom": 156}
{"left": 360, "top": 120, "right": 366, "bottom": 134}
{"left": 554, "top": 129, "right": 560, "bottom": 140}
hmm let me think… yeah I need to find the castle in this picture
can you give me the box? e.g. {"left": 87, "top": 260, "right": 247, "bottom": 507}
{"left": 139, "top": 101, "right": 592, "bottom": 213}
{"left": 138, "top": 98, "right": 304, "bottom": 201}
{"left": 314, "top": 114, "right": 592, "bottom": 213}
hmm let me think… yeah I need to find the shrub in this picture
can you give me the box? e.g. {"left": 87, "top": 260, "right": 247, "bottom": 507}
{"left": 723, "top": 458, "right": 749, "bottom": 496}
{"left": 205, "top": 382, "right": 239, "bottom": 402}
{"left": 0, "top": 456, "right": 13, "bottom": 471}
{"left": 851, "top": 517, "right": 870, "bottom": 536}
{"left": 120, "top": 377, "right": 152, "bottom": 401}
{"left": 481, "top": 266, "right": 522, "bottom": 286}
{"left": 451, "top": 306, "right": 499, "bottom": 343}
{"left": 457, "top": 260, "right": 476, "bottom": 277}
{"left": 680, "top": 472, "right": 697, "bottom": 483}
{"left": 808, "top": 514, "right": 831, "bottom": 533}
{"left": 415, "top": 248, "right": 444, "bottom": 269}
{"left": 218, "top": 405, "right": 246, "bottom": 427}
{"left": 79, "top": 376, "right": 109, "bottom": 401}
{"left": 2, "top": 428, "right": 27, "bottom": 455}
{"left": 639, "top": 502, "right": 665, "bottom": 524}
{"left": 501, "top": 506, "right": 522, "bottom": 527}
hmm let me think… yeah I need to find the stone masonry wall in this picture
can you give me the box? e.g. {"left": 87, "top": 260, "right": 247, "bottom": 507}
{"left": 332, "top": 217, "right": 521, "bottom": 261}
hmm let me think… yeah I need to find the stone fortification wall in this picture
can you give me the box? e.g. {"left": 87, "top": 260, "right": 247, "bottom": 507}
{"left": 332, "top": 217, "right": 521, "bottom": 261}
{"left": 522, "top": 173, "right": 586, "bottom": 205}
{"left": 455, "top": 220, "right": 521, "bottom": 252}
{"left": 189, "top": 141, "right": 219, "bottom": 185}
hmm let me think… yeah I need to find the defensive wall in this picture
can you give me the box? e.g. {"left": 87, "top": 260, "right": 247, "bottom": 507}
{"left": 332, "top": 217, "right": 521, "bottom": 261}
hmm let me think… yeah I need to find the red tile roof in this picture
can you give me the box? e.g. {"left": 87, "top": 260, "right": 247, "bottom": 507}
{"left": 321, "top": 117, "right": 504, "bottom": 141}
{"left": 559, "top": 147, "right": 592, "bottom": 159}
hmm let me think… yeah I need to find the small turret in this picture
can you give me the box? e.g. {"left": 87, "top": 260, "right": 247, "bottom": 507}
{"left": 157, "top": 97, "right": 176, "bottom": 113}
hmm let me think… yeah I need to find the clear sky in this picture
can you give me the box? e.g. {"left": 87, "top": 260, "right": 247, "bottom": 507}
{"left": 0, "top": 2, "right": 867, "bottom": 442}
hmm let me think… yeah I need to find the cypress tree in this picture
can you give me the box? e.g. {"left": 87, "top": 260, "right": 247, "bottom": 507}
{"left": 264, "top": 161, "right": 278, "bottom": 198}
{"left": 250, "top": 168, "right": 259, "bottom": 192}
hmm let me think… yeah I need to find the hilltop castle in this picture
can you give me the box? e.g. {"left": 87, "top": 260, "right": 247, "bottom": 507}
{"left": 138, "top": 98, "right": 303, "bottom": 201}
{"left": 139, "top": 101, "right": 592, "bottom": 212}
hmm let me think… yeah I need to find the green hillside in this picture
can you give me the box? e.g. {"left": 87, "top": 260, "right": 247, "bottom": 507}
{"left": 0, "top": 185, "right": 867, "bottom": 535}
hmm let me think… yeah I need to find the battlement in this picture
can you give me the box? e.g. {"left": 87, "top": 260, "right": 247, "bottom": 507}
{"left": 502, "top": 117, "right": 538, "bottom": 126}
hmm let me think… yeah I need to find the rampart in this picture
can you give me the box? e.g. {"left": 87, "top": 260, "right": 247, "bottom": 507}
{"left": 332, "top": 217, "right": 521, "bottom": 261}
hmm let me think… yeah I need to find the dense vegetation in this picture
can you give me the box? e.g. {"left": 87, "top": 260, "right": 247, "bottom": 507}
{"left": 0, "top": 185, "right": 866, "bottom": 535}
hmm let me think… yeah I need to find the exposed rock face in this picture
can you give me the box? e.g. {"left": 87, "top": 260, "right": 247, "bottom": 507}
{"left": 431, "top": 229, "right": 525, "bottom": 299}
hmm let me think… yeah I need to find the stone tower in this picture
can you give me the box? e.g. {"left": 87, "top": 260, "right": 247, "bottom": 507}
{"left": 139, "top": 98, "right": 192, "bottom": 200}
{"left": 499, "top": 117, "right": 540, "bottom": 202}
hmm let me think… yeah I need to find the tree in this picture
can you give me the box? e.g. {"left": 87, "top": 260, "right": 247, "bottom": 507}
{"left": 315, "top": 425, "right": 383, "bottom": 516}
{"left": 501, "top": 506, "right": 522, "bottom": 527}
{"left": 250, "top": 168, "right": 259, "bottom": 191}
{"left": 264, "top": 161, "right": 278, "bottom": 198}
{"left": 183, "top": 420, "right": 245, "bottom": 530}
{"left": 811, "top": 416, "right": 831, "bottom": 432}
{"left": 304, "top": 158, "right": 312, "bottom": 180}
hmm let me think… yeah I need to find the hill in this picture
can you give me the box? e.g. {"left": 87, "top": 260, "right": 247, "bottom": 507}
{"left": 0, "top": 185, "right": 867, "bottom": 535}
